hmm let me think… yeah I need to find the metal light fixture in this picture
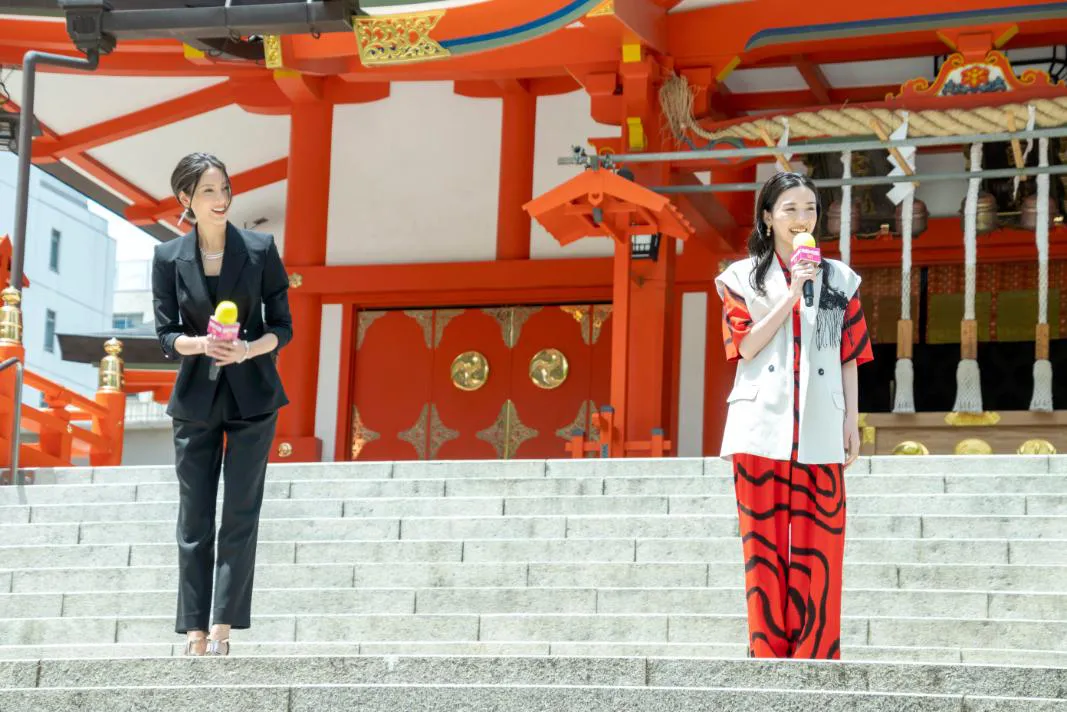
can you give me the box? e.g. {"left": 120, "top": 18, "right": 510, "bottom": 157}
{"left": 630, "top": 232, "right": 661, "bottom": 261}
{"left": 0, "top": 76, "right": 42, "bottom": 154}
{"left": 0, "top": 112, "right": 42, "bottom": 154}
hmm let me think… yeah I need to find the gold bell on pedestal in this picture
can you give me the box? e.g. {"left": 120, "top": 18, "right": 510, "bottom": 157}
{"left": 0, "top": 288, "right": 22, "bottom": 345}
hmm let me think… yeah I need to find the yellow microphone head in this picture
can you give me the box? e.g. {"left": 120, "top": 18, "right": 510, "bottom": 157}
{"left": 214, "top": 300, "right": 239, "bottom": 325}
{"left": 792, "top": 232, "right": 817, "bottom": 249}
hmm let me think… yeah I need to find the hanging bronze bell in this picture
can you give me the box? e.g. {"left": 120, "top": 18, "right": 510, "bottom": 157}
{"left": 1020, "top": 195, "right": 1060, "bottom": 231}
{"left": 960, "top": 192, "right": 998, "bottom": 235}
{"left": 826, "top": 197, "right": 860, "bottom": 237}
{"left": 894, "top": 198, "right": 928, "bottom": 238}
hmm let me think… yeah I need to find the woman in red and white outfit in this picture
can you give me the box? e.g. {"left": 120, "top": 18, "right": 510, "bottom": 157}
{"left": 714, "top": 171, "right": 873, "bottom": 659}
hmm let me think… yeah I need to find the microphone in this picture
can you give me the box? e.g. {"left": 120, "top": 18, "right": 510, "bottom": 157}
{"left": 207, "top": 300, "right": 240, "bottom": 381}
{"left": 790, "top": 232, "right": 821, "bottom": 307}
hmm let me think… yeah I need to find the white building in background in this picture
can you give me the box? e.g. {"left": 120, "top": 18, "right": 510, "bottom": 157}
{"left": 0, "top": 152, "right": 114, "bottom": 407}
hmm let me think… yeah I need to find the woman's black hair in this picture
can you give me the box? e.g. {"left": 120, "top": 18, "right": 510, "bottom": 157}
{"left": 748, "top": 171, "right": 848, "bottom": 349}
{"left": 170, "top": 153, "right": 232, "bottom": 225}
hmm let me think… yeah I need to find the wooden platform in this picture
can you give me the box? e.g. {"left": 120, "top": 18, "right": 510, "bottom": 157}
{"left": 859, "top": 411, "right": 1065, "bottom": 455}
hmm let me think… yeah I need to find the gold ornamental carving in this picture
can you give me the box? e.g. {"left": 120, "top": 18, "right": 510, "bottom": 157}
{"left": 398, "top": 404, "right": 429, "bottom": 459}
{"left": 944, "top": 411, "right": 1001, "bottom": 427}
{"left": 351, "top": 406, "right": 381, "bottom": 460}
{"left": 406, "top": 309, "right": 462, "bottom": 349}
{"left": 530, "top": 348, "right": 569, "bottom": 390}
{"left": 434, "top": 309, "right": 463, "bottom": 349}
{"left": 477, "top": 399, "right": 538, "bottom": 460}
{"left": 451, "top": 351, "right": 489, "bottom": 391}
{"left": 556, "top": 400, "right": 595, "bottom": 441}
{"left": 892, "top": 441, "right": 929, "bottom": 456}
{"left": 354, "top": 11, "right": 451, "bottom": 66}
{"left": 398, "top": 403, "right": 458, "bottom": 460}
{"left": 561, "top": 304, "right": 611, "bottom": 345}
{"left": 263, "top": 34, "right": 283, "bottom": 69}
{"left": 357, "top": 310, "right": 386, "bottom": 350}
{"left": 1018, "top": 438, "right": 1057, "bottom": 455}
{"left": 955, "top": 438, "right": 993, "bottom": 455}
{"left": 404, "top": 310, "right": 434, "bottom": 350}
{"left": 288, "top": 273, "right": 303, "bottom": 289}
{"left": 483, "top": 306, "right": 540, "bottom": 348}
{"left": 277, "top": 442, "right": 293, "bottom": 458}
{"left": 427, "top": 404, "right": 459, "bottom": 459}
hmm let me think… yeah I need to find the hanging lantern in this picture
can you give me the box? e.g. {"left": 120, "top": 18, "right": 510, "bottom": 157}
{"left": 1020, "top": 195, "right": 1059, "bottom": 231}
{"left": 960, "top": 192, "right": 998, "bottom": 235}
{"left": 895, "top": 198, "right": 928, "bottom": 238}
{"left": 826, "top": 197, "right": 860, "bottom": 237}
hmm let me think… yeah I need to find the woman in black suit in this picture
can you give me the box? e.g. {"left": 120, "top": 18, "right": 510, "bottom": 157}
{"left": 152, "top": 153, "right": 293, "bottom": 656}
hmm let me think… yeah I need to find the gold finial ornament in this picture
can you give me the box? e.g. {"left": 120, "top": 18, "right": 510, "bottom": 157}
{"left": 451, "top": 351, "right": 489, "bottom": 391}
{"left": 263, "top": 34, "right": 283, "bottom": 69}
{"left": 955, "top": 438, "right": 993, "bottom": 455}
{"left": 530, "top": 348, "right": 569, "bottom": 390}
{"left": 0, "top": 288, "right": 22, "bottom": 345}
{"left": 1018, "top": 439, "right": 1056, "bottom": 455}
{"left": 892, "top": 441, "right": 929, "bottom": 456}
{"left": 98, "top": 338, "right": 125, "bottom": 392}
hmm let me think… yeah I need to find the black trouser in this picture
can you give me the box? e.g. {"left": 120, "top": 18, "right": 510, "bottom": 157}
{"left": 172, "top": 380, "right": 277, "bottom": 634}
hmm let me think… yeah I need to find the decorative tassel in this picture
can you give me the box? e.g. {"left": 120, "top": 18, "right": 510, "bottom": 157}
{"left": 893, "top": 358, "right": 915, "bottom": 413}
{"left": 1031, "top": 359, "right": 1053, "bottom": 412}
{"left": 953, "top": 358, "right": 983, "bottom": 413}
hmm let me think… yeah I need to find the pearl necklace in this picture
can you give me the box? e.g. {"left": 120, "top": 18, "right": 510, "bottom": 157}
{"left": 200, "top": 248, "right": 224, "bottom": 261}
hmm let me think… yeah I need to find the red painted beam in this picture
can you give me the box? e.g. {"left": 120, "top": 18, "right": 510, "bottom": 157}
{"left": 125, "top": 158, "right": 288, "bottom": 225}
{"left": 33, "top": 81, "right": 236, "bottom": 163}
{"left": 669, "top": 172, "right": 741, "bottom": 253}
{"left": 792, "top": 55, "right": 831, "bottom": 105}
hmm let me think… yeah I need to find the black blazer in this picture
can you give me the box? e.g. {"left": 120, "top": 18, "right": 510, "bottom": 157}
{"left": 152, "top": 224, "right": 293, "bottom": 422}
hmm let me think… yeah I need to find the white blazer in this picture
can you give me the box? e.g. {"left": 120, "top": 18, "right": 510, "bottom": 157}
{"left": 714, "top": 256, "right": 862, "bottom": 464}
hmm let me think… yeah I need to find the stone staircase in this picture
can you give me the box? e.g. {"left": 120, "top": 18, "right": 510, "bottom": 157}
{"left": 1, "top": 455, "right": 1066, "bottom": 710}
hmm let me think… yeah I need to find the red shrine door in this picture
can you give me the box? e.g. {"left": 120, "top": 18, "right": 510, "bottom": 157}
{"left": 348, "top": 304, "right": 612, "bottom": 460}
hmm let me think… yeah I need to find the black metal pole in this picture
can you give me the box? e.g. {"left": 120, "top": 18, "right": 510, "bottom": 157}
{"left": 11, "top": 49, "right": 99, "bottom": 294}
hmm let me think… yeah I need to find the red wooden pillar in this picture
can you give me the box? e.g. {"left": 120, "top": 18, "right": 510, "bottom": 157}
{"left": 274, "top": 100, "right": 332, "bottom": 462}
{"left": 615, "top": 50, "right": 676, "bottom": 453}
{"left": 496, "top": 86, "right": 536, "bottom": 260}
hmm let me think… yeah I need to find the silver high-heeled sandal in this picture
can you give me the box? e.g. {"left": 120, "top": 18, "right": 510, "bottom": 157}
{"left": 205, "top": 638, "right": 230, "bottom": 656}
{"left": 184, "top": 636, "right": 207, "bottom": 656}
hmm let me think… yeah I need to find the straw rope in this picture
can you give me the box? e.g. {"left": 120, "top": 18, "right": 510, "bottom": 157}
{"left": 660, "top": 74, "right": 1067, "bottom": 142}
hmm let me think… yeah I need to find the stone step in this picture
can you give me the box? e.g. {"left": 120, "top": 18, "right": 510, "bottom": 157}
{"left": 4, "top": 683, "right": 1064, "bottom": 712}
{"left": 27, "top": 454, "right": 1065, "bottom": 488}
{"left": 0, "top": 536, "right": 1039, "bottom": 570}
{"left": 1, "top": 612, "right": 1065, "bottom": 652}
{"left": 1, "top": 656, "right": 1064, "bottom": 698}
{"left": 8, "top": 560, "right": 1064, "bottom": 593}
{"left": 2, "top": 586, "right": 1063, "bottom": 620}
{"left": 6, "top": 491, "right": 1062, "bottom": 524}
{"left": 5, "top": 513, "right": 1067, "bottom": 546}
{"left": 2, "top": 641, "right": 1066, "bottom": 667}
{"left": 10, "top": 473, "right": 1067, "bottom": 506}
